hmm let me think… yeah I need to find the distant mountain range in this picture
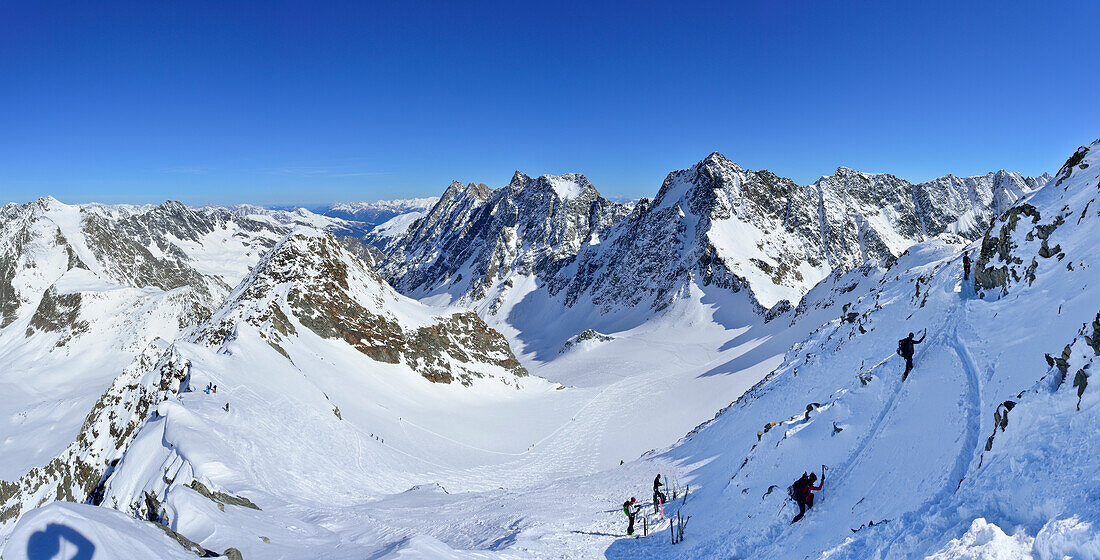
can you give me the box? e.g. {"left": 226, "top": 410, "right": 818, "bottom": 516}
{"left": 376, "top": 158, "right": 1051, "bottom": 329}
{"left": 4, "top": 145, "right": 1094, "bottom": 560}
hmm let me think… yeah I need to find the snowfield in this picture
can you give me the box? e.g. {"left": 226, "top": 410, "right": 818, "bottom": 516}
{"left": 2, "top": 142, "right": 1099, "bottom": 559}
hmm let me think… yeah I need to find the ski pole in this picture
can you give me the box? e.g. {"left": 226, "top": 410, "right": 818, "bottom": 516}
{"left": 821, "top": 464, "right": 827, "bottom": 504}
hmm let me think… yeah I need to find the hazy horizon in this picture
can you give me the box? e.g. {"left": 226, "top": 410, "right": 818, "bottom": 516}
{"left": 2, "top": 151, "right": 1067, "bottom": 208}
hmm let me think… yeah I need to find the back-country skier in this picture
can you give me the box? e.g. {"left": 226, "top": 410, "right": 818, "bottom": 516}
{"left": 623, "top": 497, "right": 641, "bottom": 535}
{"left": 653, "top": 474, "right": 666, "bottom": 507}
{"left": 790, "top": 471, "right": 823, "bottom": 523}
{"left": 897, "top": 330, "right": 926, "bottom": 380}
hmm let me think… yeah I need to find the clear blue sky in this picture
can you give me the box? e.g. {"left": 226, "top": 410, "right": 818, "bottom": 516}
{"left": 2, "top": 1, "right": 1097, "bottom": 206}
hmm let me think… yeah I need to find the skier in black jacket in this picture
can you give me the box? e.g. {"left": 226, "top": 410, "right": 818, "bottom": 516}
{"left": 653, "top": 474, "right": 666, "bottom": 506}
{"left": 897, "top": 330, "right": 926, "bottom": 380}
{"left": 791, "top": 472, "right": 823, "bottom": 523}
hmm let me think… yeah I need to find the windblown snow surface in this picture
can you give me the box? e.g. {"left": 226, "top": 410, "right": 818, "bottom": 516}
{"left": 3, "top": 143, "right": 1100, "bottom": 559}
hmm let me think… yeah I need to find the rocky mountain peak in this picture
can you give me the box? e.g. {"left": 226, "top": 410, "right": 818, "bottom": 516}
{"left": 652, "top": 152, "right": 750, "bottom": 216}
{"left": 522, "top": 173, "right": 597, "bottom": 203}
{"left": 700, "top": 151, "right": 739, "bottom": 172}
{"left": 157, "top": 200, "right": 189, "bottom": 212}
{"left": 380, "top": 170, "right": 633, "bottom": 304}
{"left": 1054, "top": 140, "right": 1097, "bottom": 186}
{"left": 204, "top": 229, "right": 527, "bottom": 385}
{"left": 509, "top": 170, "right": 531, "bottom": 188}
{"left": 464, "top": 182, "right": 492, "bottom": 200}
{"left": 441, "top": 180, "right": 468, "bottom": 199}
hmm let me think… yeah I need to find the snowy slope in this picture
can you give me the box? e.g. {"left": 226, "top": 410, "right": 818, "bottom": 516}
{"left": 5, "top": 502, "right": 200, "bottom": 560}
{"left": 0, "top": 199, "right": 221, "bottom": 480}
{"left": 0, "top": 144, "right": 1092, "bottom": 559}
{"left": 367, "top": 210, "right": 427, "bottom": 242}
{"left": 0, "top": 226, "right": 550, "bottom": 553}
{"left": 595, "top": 140, "right": 1100, "bottom": 559}
{"left": 0, "top": 198, "right": 373, "bottom": 480}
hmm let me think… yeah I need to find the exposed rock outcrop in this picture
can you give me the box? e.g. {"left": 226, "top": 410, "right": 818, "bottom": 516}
{"left": 199, "top": 231, "right": 528, "bottom": 385}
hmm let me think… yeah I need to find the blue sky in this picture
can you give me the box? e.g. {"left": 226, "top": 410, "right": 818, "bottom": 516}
{"left": 2, "top": 1, "right": 1097, "bottom": 205}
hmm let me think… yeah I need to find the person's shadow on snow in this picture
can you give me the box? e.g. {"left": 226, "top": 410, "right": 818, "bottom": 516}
{"left": 26, "top": 523, "right": 95, "bottom": 560}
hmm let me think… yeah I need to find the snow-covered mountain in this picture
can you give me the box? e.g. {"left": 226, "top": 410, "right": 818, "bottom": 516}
{"left": 0, "top": 143, "right": 1094, "bottom": 560}
{"left": 380, "top": 174, "right": 632, "bottom": 305}
{"left": 380, "top": 156, "right": 1050, "bottom": 321}
{"left": 595, "top": 140, "right": 1099, "bottom": 559}
{"left": 0, "top": 226, "right": 536, "bottom": 547}
{"left": 320, "top": 197, "right": 440, "bottom": 225}
{"left": 0, "top": 198, "right": 445, "bottom": 488}
{"left": 198, "top": 230, "right": 528, "bottom": 385}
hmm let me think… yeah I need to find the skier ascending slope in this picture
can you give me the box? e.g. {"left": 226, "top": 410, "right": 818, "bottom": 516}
{"left": 962, "top": 251, "right": 972, "bottom": 281}
{"left": 897, "top": 330, "right": 926, "bottom": 381}
{"left": 790, "top": 470, "right": 823, "bottom": 523}
{"left": 622, "top": 497, "right": 640, "bottom": 535}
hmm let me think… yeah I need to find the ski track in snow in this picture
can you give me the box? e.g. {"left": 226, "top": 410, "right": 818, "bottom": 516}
{"left": 947, "top": 316, "right": 983, "bottom": 497}
{"left": 824, "top": 351, "right": 906, "bottom": 495}
{"left": 874, "top": 296, "right": 987, "bottom": 558}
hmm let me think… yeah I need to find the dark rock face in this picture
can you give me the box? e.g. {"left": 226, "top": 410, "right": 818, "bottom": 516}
{"left": 972, "top": 143, "right": 1097, "bottom": 298}
{"left": 83, "top": 211, "right": 226, "bottom": 307}
{"left": 25, "top": 287, "right": 88, "bottom": 346}
{"left": 408, "top": 311, "right": 527, "bottom": 385}
{"left": 200, "top": 232, "right": 528, "bottom": 384}
{"left": 152, "top": 522, "right": 207, "bottom": 556}
{"left": 381, "top": 174, "right": 632, "bottom": 303}
{"left": 0, "top": 218, "right": 33, "bottom": 328}
{"left": 974, "top": 204, "right": 1043, "bottom": 294}
{"left": 187, "top": 479, "right": 261, "bottom": 511}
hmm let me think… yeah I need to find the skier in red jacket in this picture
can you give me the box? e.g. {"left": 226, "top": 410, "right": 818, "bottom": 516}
{"left": 791, "top": 472, "right": 823, "bottom": 523}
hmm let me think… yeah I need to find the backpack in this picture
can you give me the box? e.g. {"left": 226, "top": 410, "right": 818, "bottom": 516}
{"left": 787, "top": 473, "right": 808, "bottom": 501}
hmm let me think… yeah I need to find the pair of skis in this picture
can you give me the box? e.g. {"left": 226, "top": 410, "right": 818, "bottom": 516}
{"left": 653, "top": 495, "right": 665, "bottom": 518}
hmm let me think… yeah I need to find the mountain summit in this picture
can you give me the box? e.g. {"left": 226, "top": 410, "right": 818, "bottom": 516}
{"left": 377, "top": 153, "right": 1051, "bottom": 321}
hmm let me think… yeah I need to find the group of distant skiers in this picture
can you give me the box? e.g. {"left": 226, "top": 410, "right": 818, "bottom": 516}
{"left": 201, "top": 382, "right": 230, "bottom": 412}
{"left": 622, "top": 468, "right": 826, "bottom": 534}
{"left": 202, "top": 382, "right": 230, "bottom": 411}
{"left": 622, "top": 474, "right": 668, "bottom": 535}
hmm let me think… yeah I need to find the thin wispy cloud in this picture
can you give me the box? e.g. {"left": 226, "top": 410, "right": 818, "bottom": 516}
{"left": 159, "top": 166, "right": 212, "bottom": 174}
{"left": 274, "top": 167, "right": 389, "bottom": 178}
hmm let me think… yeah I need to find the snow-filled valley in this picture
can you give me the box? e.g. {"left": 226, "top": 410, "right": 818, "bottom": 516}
{"left": 1, "top": 144, "right": 1098, "bottom": 560}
